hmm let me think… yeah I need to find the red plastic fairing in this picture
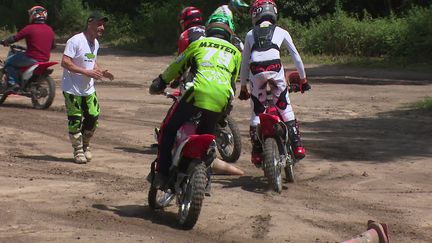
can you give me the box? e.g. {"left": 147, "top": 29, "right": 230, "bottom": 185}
{"left": 34, "top": 61, "right": 58, "bottom": 75}
{"left": 259, "top": 113, "right": 280, "bottom": 137}
{"left": 18, "top": 61, "right": 58, "bottom": 74}
{"left": 172, "top": 89, "right": 181, "bottom": 97}
{"left": 182, "top": 134, "right": 216, "bottom": 159}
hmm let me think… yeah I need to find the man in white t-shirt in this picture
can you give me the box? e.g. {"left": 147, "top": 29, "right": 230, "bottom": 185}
{"left": 61, "top": 13, "right": 114, "bottom": 164}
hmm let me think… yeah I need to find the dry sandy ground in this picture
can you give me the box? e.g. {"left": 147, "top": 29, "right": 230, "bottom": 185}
{"left": 0, "top": 46, "right": 431, "bottom": 243}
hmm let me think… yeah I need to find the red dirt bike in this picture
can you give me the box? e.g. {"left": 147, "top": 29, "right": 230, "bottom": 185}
{"left": 0, "top": 43, "right": 57, "bottom": 109}
{"left": 258, "top": 71, "right": 308, "bottom": 193}
{"left": 155, "top": 82, "right": 242, "bottom": 163}
{"left": 148, "top": 92, "right": 217, "bottom": 230}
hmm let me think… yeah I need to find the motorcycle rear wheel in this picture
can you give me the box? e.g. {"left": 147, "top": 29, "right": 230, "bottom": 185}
{"left": 0, "top": 69, "right": 8, "bottom": 105}
{"left": 215, "top": 115, "right": 242, "bottom": 163}
{"left": 263, "top": 137, "right": 283, "bottom": 193}
{"left": 31, "top": 75, "right": 55, "bottom": 109}
{"left": 178, "top": 163, "right": 207, "bottom": 230}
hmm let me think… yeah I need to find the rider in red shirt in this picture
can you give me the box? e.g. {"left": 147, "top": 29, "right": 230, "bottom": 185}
{"left": 1, "top": 6, "right": 55, "bottom": 90}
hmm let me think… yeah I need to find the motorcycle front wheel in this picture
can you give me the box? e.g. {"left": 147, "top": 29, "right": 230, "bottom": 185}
{"left": 178, "top": 163, "right": 207, "bottom": 230}
{"left": 263, "top": 137, "right": 283, "bottom": 193}
{"left": 0, "top": 68, "right": 9, "bottom": 105}
{"left": 31, "top": 75, "right": 55, "bottom": 109}
{"left": 215, "top": 115, "right": 242, "bottom": 163}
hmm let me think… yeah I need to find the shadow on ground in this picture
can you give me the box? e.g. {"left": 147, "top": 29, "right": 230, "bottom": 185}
{"left": 16, "top": 155, "right": 74, "bottom": 163}
{"left": 303, "top": 107, "right": 432, "bottom": 162}
{"left": 92, "top": 203, "right": 179, "bottom": 229}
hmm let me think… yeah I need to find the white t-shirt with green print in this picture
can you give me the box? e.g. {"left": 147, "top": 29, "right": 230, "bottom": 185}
{"left": 62, "top": 32, "right": 99, "bottom": 96}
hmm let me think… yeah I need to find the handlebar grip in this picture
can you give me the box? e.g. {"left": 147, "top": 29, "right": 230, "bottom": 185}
{"left": 11, "top": 44, "right": 27, "bottom": 51}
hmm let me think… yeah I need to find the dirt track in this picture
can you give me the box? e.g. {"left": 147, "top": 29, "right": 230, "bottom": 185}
{"left": 0, "top": 47, "right": 431, "bottom": 243}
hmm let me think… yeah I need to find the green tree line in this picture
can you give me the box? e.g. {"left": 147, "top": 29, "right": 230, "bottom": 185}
{"left": 0, "top": 0, "right": 431, "bottom": 62}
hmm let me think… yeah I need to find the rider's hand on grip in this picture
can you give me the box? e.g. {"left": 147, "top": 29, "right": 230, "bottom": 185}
{"left": 149, "top": 75, "right": 167, "bottom": 95}
{"left": 300, "top": 79, "right": 311, "bottom": 93}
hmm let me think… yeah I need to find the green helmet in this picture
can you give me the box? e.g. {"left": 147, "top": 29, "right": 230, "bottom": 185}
{"left": 229, "top": 0, "right": 249, "bottom": 8}
{"left": 206, "top": 13, "right": 234, "bottom": 41}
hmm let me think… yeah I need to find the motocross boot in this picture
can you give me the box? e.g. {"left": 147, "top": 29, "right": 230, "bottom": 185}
{"left": 82, "top": 129, "right": 95, "bottom": 162}
{"left": 250, "top": 126, "right": 263, "bottom": 167}
{"left": 69, "top": 132, "right": 87, "bottom": 164}
{"left": 286, "top": 120, "right": 305, "bottom": 160}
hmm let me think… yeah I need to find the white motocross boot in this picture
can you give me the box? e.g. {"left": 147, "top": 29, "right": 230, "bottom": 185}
{"left": 69, "top": 132, "right": 87, "bottom": 164}
{"left": 82, "top": 130, "right": 94, "bottom": 162}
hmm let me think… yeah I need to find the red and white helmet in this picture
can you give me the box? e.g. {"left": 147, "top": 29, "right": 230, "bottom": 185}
{"left": 250, "top": 0, "right": 278, "bottom": 25}
{"left": 28, "top": 5, "right": 48, "bottom": 23}
{"left": 179, "top": 6, "right": 203, "bottom": 31}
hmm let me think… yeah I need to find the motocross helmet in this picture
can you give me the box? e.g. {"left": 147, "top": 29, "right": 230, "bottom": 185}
{"left": 206, "top": 13, "right": 234, "bottom": 42}
{"left": 179, "top": 6, "right": 203, "bottom": 31}
{"left": 28, "top": 6, "right": 47, "bottom": 23}
{"left": 250, "top": 0, "right": 278, "bottom": 25}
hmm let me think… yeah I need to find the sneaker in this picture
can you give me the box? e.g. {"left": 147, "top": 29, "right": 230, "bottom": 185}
{"left": 293, "top": 146, "right": 305, "bottom": 160}
{"left": 251, "top": 151, "right": 263, "bottom": 167}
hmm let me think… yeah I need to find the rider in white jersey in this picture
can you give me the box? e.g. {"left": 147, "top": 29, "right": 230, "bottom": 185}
{"left": 239, "top": 0, "right": 311, "bottom": 166}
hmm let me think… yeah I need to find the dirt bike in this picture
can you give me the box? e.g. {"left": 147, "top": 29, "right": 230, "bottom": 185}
{"left": 155, "top": 84, "right": 242, "bottom": 163}
{"left": 0, "top": 43, "right": 57, "bottom": 109}
{"left": 258, "top": 71, "right": 307, "bottom": 193}
{"left": 148, "top": 92, "right": 217, "bottom": 230}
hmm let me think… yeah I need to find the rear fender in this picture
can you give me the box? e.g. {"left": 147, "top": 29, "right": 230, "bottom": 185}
{"left": 182, "top": 134, "right": 216, "bottom": 160}
{"left": 259, "top": 113, "right": 280, "bottom": 138}
{"left": 34, "top": 61, "right": 58, "bottom": 75}
{"left": 21, "top": 61, "right": 58, "bottom": 81}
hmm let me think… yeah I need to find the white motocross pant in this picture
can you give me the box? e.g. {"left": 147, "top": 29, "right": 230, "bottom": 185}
{"left": 249, "top": 69, "right": 295, "bottom": 127}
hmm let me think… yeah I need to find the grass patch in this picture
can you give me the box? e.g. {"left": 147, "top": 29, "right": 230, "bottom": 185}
{"left": 415, "top": 97, "right": 432, "bottom": 111}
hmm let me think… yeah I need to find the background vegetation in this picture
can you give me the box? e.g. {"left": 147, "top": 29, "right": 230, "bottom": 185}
{"left": 0, "top": 0, "right": 431, "bottom": 65}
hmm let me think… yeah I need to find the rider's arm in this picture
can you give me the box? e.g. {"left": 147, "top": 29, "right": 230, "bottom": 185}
{"left": 239, "top": 30, "right": 253, "bottom": 86}
{"left": 1, "top": 35, "right": 16, "bottom": 45}
{"left": 160, "top": 41, "right": 195, "bottom": 84}
{"left": 280, "top": 27, "right": 306, "bottom": 80}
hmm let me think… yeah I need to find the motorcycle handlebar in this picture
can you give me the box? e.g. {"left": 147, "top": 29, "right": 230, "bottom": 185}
{"left": 11, "top": 44, "right": 27, "bottom": 51}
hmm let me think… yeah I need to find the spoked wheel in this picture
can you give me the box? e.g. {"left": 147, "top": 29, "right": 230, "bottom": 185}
{"left": 0, "top": 68, "right": 9, "bottom": 105}
{"left": 178, "top": 163, "right": 207, "bottom": 230}
{"left": 31, "top": 76, "right": 55, "bottom": 109}
{"left": 215, "top": 115, "right": 242, "bottom": 163}
{"left": 284, "top": 147, "right": 296, "bottom": 183}
{"left": 263, "top": 137, "right": 283, "bottom": 193}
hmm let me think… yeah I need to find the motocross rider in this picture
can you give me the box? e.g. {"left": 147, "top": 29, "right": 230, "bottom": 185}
{"left": 148, "top": 15, "right": 242, "bottom": 187}
{"left": 0, "top": 6, "right": 55, "bottom": 91}
{"left": 238, "top": 0, "right": 311, "bottom": 166}
{"left": 208, "top": 0, "right": 249, "bottom": 51}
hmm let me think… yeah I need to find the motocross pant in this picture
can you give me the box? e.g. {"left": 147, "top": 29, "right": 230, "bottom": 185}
{"left": 63, "top": 92, "right": 100, "bottom": 134}
{"left": 157, "top": 98, "right": 222, "bottom": 176}
{"left": 248, "top": 69, "right": 295, "bottom": 127}
{"left": 4, "top": 52, "right": 36, "bottom": 86}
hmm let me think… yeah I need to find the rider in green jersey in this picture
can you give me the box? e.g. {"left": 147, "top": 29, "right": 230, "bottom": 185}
{"left": 148, "top": 15, "right": 241, "bottom": 185}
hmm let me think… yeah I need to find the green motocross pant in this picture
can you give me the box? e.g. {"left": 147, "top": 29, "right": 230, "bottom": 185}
{"left": 63, "top": 92, "right": 100, "bottom": 134}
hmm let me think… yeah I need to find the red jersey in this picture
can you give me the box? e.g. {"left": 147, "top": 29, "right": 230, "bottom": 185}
{"left": 15, "top": 23, "right": 55, "bottom": 62}
{"left": 177, "top": 25, "right": 205, "bottom": 54}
